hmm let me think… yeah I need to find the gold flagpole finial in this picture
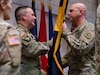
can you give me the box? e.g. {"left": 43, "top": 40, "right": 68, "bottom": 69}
{"left": 48, "top": 3, "right": 52, "bottom": 11}
{"left": 41, "top": 2, "right": 44, "bottom": 6}
{"left": 33, "top": 0, "right": 36, "bottom": 3}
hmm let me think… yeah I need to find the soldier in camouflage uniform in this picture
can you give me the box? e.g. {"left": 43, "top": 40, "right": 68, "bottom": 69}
{"left": 62, "top": 3, "right": 96, "bottom": 75}
{"left": 95, "top": 4, "right": 100, "bottom": 75}
{"left": 15, "top": 6, "right": 52, "bottom": 75}
{"left": 0, "top": 0, "right": 22, "bottom": 75}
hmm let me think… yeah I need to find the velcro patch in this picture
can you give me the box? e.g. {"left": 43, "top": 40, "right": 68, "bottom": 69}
{"left": 7, "top": 36, "right": 20, "bottom": 46}
{"left": 19, "top": 31, "right": 25, "bottom": 37}
{"left": 84, "top": 33, "right": 91, "bottom": 39}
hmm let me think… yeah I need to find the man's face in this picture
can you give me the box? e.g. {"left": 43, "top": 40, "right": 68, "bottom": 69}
{"left": 68, "top": 4, "right": 80, "bottom": 22}
{"left": 24, "top": 8, "right": 36, "bottom": 30}
{"left": 4, "top": 0, "right": 12, "bottom": 20}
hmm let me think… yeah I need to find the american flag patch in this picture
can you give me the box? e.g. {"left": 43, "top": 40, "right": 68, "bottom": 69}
{"left": 19, "top": 31, "right": 25, "bottom": 37}
{"left": 7, "top": 36, "right": 20, "bottom": 46}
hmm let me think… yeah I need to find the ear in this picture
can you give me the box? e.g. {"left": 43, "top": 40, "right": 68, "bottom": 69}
{"left": 21, "top": 15, "right": 26, "bottom": 21}
{"left": 79, "top": 10, "right": 82, "bottom": 15}
{"left": 0, "top": 0, "right": 6, "bottom": 10}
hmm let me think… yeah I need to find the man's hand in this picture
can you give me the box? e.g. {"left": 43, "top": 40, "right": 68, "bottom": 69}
{"left": 62, "top": 22, "right": 70, "bottom": 32}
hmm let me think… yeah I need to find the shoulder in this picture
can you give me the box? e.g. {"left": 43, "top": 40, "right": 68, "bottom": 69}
{"left": 0, "top": 21, "right": 21, "bottom": 46}
{"left": 0, "top": 20, "right": 18, "bottom": 32}
{"left": 17, "top": 28, "right": 32, "bottom": 40}
{"left": 0, "top": 23, "right": 21, "bottom": 43}
{"left": 84, "top": 21, "right": 94, "bottom": 31}
{"left": 81, "top": 23, "right": 95, "bottom": 42}
{"left": 0, "top": 21, "right": 17, "bottom": 35}
{"left": 16, "top": 25, "right": 25, "bottom": 32}
{"left": 97, "top": 5, "right": 100, "bottom": 16}
{"left": 83, "top": 21, "right": 94, "bottom": 33}
{"left": 15, "top": 24, "right": 27, "bottom": 37}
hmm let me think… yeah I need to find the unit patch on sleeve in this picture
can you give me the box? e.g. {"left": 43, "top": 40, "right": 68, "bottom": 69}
{"left": 7, "top": 36, "right": 20, "bottom": 46}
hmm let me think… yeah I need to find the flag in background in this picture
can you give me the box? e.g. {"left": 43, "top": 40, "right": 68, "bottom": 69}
{"left": 48, "top": 0, "right": 69, "bottom": 75}
{"left": 48, "top": 4, "right": 53, "bottom": 40}
{"left": 30, "top": 0, "right": 37, "bottom": 38}
{"left": 48, "top": 4, "right": 54, "bottom": 75}
{"left": 39, "top": 2, "right": 48, "bottom": 74}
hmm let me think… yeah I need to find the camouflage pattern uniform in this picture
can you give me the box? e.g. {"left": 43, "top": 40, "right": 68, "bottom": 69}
{"left": 62, "top": 20, "right": 96, "bottom": 75}
{"left": 0, "top": 19, "right": 22, "bottom": 75}
{"left": 16, "top": 24, "right": 50, "bottom": 75}
{"left": 95, "top": 4, "right": 100, "bottom": 75}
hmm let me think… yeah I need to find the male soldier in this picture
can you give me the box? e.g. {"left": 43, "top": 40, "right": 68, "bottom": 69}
{"left": 0, "top": 0, "right": 22, "bottom": 75}
{"left": 95, "top": 4, "right": 100, "bottom": 75}
{"left": 15, "top": 6, "right": 52, "bottom": 75}
{"left": 62, "top": 3, "right": 96, "bottom": 75}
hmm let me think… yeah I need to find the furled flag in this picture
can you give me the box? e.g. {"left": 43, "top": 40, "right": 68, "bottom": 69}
{"left": 30, "top": 0, "right": 37, "bottom": 38}
{"left": 48, "top": 4, "right": 53, "bottom": 40}
{"left": 48, "top": 0, "right": 69, "bottom": 75}
{"left": 39, "top": 2, "right": 48, "bottom": 74}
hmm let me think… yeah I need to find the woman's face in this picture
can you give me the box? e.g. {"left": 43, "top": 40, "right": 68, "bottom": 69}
{"left": 3, "top": 0, "right": 12, "bottom": 20}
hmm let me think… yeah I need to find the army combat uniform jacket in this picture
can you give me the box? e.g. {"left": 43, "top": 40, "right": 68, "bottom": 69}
{"left": 0, "top": 19, "right": 22, "bottom": 75}
{"left": 16, "top": 24, "right": 50, "bottom": 75}
{"left": 62, "top": 20, "right": 96, "bottom": 75}
{"left": 95, "top": 4, "right": 100, "bottom": 75}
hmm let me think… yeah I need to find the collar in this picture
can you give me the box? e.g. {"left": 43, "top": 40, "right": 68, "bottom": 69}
{"left": 72, "top": 20, "right": 88, "bottom": 33}
{"left": 17, "top": 23, "right": 29, "bottom": 32}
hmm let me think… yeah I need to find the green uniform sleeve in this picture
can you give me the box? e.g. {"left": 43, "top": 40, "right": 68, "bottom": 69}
{"left": 61, "top": 53, "right": 69, "bottom": 68}
{"left": 43, "top": 38, "right": 53, "bottom": 47}
{"left": 62, "top": 24, "right": 95, "bottom": 55}
{"left": 20, "top": 31, "right": 50, "bottom": 57}
{"left": 0, "top": 23, "right": 21, "bottom": 75}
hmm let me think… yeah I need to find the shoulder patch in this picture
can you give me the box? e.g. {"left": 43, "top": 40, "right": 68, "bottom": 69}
{"left": 19, "top": 31, "right": 25, "bottom": 37}
{"left": 24, "top": 36, "right": 31, "bottom": 42}
{"left": 84, "top": 32, "right": 91, "bottom": 39}
{"left": 7, "top": 36, "right": 20, "bottom": 46}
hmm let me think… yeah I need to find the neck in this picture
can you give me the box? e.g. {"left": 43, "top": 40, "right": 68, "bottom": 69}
{"left": 17, "top": 21, "right": 29, "bottom": 30}
{"left": 73, "top": 16, "right": 86, "bottom": 27}
{"left": 0, "top": 12, "right": 4, "bottom": 20}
